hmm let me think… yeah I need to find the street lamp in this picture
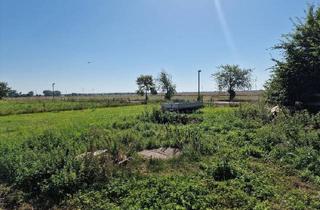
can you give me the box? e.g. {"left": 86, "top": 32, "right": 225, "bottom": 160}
{"left": 197, "top": 70, "right": 201, "bottom": 101}
{"left": 52, "top": 83, "right": 55, "bottom": 100}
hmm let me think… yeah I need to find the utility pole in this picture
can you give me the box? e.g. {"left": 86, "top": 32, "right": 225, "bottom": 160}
{"left": 197, "top": 70, "right": 201, "bottom": 101}
{"left": 52, "top": 83, "right": 55, "bottom": 100}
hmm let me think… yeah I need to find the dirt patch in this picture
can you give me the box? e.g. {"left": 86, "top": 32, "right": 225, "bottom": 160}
{"left": 290, "top": 176, "right": 317, "bottom": 193}
{"left": 138, "top": 147, "right": 181, "bottom": 160}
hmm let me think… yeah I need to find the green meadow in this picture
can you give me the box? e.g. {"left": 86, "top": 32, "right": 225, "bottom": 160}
{"left": 0, "top": 98, "right": 139, "bottom": 116}
{"left": 0, "top": 105, "right": 150, "bottom": 144}
{"left": 1, "top": 103, "right": 320, "bottom": 209}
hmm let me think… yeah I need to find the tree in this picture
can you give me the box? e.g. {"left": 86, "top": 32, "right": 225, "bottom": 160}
{"left": 54, "top": 91, "right": 61, "bottom": 97}
{"left": 43, "top": 90, "right": 52, "bottom": 96}
{"left": 265, "top": 5, "right": 320, "bottom": 107}
{"left": 213, "top": 65, "right": 252, "bottom": 101}
{"left": 8, "top": 89, "right": 19, "bottom": 97}
{"left": 0, "top": 82, "right": 11, "bottom": 99}
{"left": 136, "top": 75, "right": 157, "bottom": 103}
{"left": 27, "top": 91, "right": 34, "bottom": 97}
{"left": 43, "top": 90, "right": 61, "bottom": 97}
{"left": 157, "top": 71, "right": 176, "bottom": 100}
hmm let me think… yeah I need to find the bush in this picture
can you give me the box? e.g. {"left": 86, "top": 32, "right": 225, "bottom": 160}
{"left": 237, "top": 103, "right": 270, "bottom": 123}
{"left": 201, "top": 159, "right": 238, "bottom": 181}
{"left": 254, "top": 110, "right": 320, "bottom": 178}
{"left": 66, "top": 176, "right": 213, "bottom": 210}
{"left": 241, "top": 146, "right": 264, "bottom": 158}
{"left": 0, "top": 132, "right": 85, "bottom": 205}
{"left": 138, "top": 108, "right": 202, "bottom": 125}
{"left": 162, "top": 126, "right": 216, "bottom": 158}
{"left": 0, "top": 130, "right": 138, "bottom": 207}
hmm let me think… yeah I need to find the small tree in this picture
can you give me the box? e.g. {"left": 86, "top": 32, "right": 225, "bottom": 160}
{"left": 136, "top": 75, "right": 157, "bottom": 103}
{"left": 213, "top": 65, "right": 252, "bottom": 101}
{"left": 27, "top": 91, "right": 34, "bottom": 97}
{"left": 43, "top": 90, "right": 52, "bottom": 96}
{"left": 54, "top": 91, "right": 61, "bottom": 97}
{"left": 0, "top": 82, "right": 11, "bottom": 99}
{"left": 157, "top": 71, "right": 176, "bottom": 100}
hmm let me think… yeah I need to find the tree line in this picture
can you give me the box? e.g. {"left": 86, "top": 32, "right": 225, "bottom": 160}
{"left": 0, "top": 83, "right": 62, "bottom": 99}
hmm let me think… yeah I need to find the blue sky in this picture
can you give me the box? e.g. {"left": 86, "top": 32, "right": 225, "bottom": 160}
{"left": 0, "top": 0, "right": 318, "bottom": 94}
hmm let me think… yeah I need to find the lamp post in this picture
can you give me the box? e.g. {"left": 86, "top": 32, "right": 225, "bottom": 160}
{"left": 197, "top": 70, "right": 201, "bottom": 101}
{"left": 52, "top": 83, "right": 55, "bottom": 100}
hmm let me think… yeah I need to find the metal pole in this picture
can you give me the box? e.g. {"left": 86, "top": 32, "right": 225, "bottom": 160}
{"left": 198, "top": 70, "right": 201, "bottom": 101}
{"left": 52, "top": 83, "right": 55, "bottom": 100}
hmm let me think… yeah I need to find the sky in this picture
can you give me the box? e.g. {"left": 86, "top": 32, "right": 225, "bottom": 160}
{"left": 0, "top": 0, "right": 319, "bottom": 94}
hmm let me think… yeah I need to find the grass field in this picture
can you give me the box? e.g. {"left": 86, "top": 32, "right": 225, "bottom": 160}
{"left": 0, "top": 97, "right": 140, "bottom": 116}
{"left": 1, "top": 102, "right": 320, "bottom": 209}
{"left": 1, "top": 90, "right": 262, "bottom": 116}
{"left": 0, "top": 105, "right": 151, "bottom": 144}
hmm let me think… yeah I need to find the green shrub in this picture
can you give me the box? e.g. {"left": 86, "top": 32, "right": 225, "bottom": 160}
{"left": 66, "top": 176, "right": 214, "bottom": 210}
{"left": 138, "top": 108, "right": 202, "bottom": 125}
{"left": 201, "top": 159, "right": 238, "bottom": 181}
{"left": 237, "top": 103, "right": 270, "bottom": 123}
{"left": 0, "top": 130, "right": 137, "bottom": 207}
{"left": 241, "top": 145, "right": 264, "bottom": 158}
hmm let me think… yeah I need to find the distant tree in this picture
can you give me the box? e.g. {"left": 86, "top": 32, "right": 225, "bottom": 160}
{"left": 136, "top": 75, "right": 157, "bottom": 103}
{"left": 27, "top": 91, "right": 34, "bottom": 97}
{"left": 157, "top": 71, "right": 176, "bottom": 100}
{"left": 265, "top": 5, "right": 320, "bottom": 106}
{"left": 43, "top": 90, "right": 52, "bottom": 96}
{"left": 213, "top": 65, "right": 252, "bottom": 101}
{"left": 0, "top": 82, "right": 11, "bottom": 99}
{"left": 8, "top": 89, "right": 20, "bottom": 97}
{"left": 54, "top": 91, "right": 61, "bottom": 97}
{"left": 43, "top": 90, "right": 61, "bottom": 97}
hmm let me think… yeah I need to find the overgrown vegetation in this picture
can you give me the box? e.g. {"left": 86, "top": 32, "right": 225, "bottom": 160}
{"left": 138, "top": 108, "right": 203, "bottom": 125}
{"left": 0, "top": 104, "right": 319, "bottom": 209}
{"left": 265, "top": 5, "right": 320, "bottom": 108}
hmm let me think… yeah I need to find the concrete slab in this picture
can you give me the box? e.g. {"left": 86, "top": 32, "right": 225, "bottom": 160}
{"left": 138, "top": 147, "right": 181, "bottom": 160}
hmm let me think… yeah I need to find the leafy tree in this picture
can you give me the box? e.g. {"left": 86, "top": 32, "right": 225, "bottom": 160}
{"left": 157, "top": 71, "right": 176, "bottom": 100}
{"left": 8, "top": 89, "right": 20, "bottom": 97}
{"left": 136, "top": 75, "right": 157, "bottom": 103}
{"left": 43, "top": 90, "right": 52, "bottom": 96}
{"left": 0, "top": 82, "right": 11, "bottom": 99}
{"left": 213, "top": 65, "right": 252, "bottom": 101}
{"left": 265, "top": 5, "right": 320, "bottom": 106}
{"left": 43, "top": 90, "right": 61, "bottom": 97}
{"left": 54, "top": 91, "right": 62, "bottom": 96}
{"left": 27, "top": 91, "right": 34, "bottom": 97}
